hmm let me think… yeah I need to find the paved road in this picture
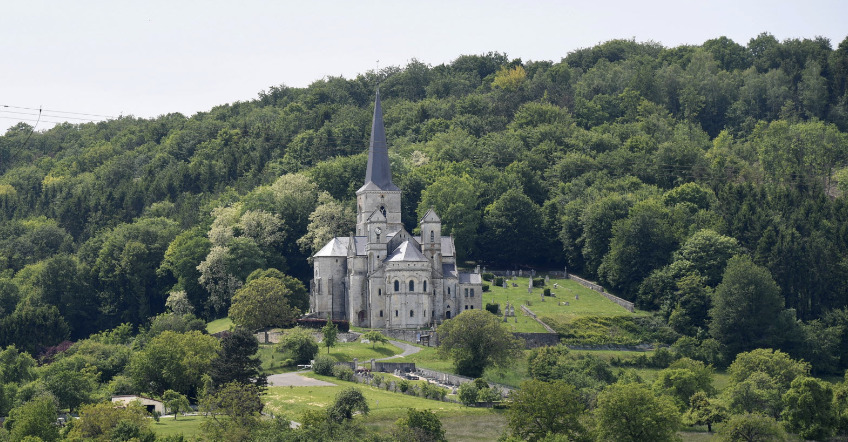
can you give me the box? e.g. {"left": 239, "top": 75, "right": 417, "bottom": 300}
{"left": 267, "top": 372, "right": 336, "bottom": 387}
{"left": 376, "top": 340, "right": 422, "bottom": 361}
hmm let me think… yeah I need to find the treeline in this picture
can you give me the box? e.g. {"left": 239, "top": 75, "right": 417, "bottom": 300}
{"left": 1, "top": 34, "right": 848, "bottom": 367}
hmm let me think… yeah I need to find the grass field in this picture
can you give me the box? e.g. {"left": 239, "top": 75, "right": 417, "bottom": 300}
{"left": 258, "top": 338, "right": 404, "bottom": 374}
{"left": 264, "top": 374, "right": 506, "bottom": 440}
{"left": 483, "top": 276, "right": 640, "bottom": 332}
{"left": 206, "top": 317, "right": 232, "bottom": 334}
{"left": 150, "top": 414, "right": 205, "bottom": 437}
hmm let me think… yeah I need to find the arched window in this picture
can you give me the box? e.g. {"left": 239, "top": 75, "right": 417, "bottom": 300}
{"left": 379, "top": 310, "right": 383, "bottom": 317}
{"left": 378, "top": 289, "right": 382, "bottom": 296}
{"left": 423, "top": 280, "right": 427, "bottom": 292}
{"left": 430, "top": 231, "right": 434, "bottom": 242}
{"left": 394, "top": 280, "right": 399, "bottom": 292}
{"left": 448, "top": 287, "right": 451, "bottom": 295}
{"left": 395, "top": 310, "right": 399, "bottom": 317}
{"left": 409, "top": 280, "right": 415, "bottom": 292}
{"left": 410, "top": 310, "right": 414, "bottom": 317}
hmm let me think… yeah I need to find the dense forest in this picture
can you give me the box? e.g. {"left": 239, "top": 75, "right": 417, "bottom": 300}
{"left": 2, "top": 33, "right": 848, "bottom": 376}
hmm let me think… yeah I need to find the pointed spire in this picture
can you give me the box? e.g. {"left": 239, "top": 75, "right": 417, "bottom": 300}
{"left": 361, "top": 90, "right": 399, "bottom": 191}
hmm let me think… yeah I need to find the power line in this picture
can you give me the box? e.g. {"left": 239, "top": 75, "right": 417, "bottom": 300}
{"left": 1, "top": 104, "right": 116, "bottom": 119}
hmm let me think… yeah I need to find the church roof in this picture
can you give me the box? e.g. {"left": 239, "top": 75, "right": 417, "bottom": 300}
{"left": 420, "top": 208, "right": 441, "bottom": 223}
{"left": 386, "top": 240, "right": 428, "bottom": 262}
{"left": 358, "top": 90, "right": 399, "bottom": 192}
{"left": 459, "top": 272, "right": 482, "bottom": 284}
{"left": 313, "top": 237, "right": 349, "bottom": 257}
{"left": 442, "top": 263, "right": 457, "bottom": 278}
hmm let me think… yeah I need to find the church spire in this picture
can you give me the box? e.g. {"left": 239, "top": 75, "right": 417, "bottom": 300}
{"left": 361, "top": 90, "right": 399, "bottom": 191}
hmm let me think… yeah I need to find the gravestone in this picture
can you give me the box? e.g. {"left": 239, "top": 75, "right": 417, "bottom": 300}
{"left": 544, "top": 275, "right": 550, "bottom": 285}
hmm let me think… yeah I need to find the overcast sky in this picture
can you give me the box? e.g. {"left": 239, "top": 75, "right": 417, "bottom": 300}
{"left": 1, "top": 0, "right": 846, "bottom": 133}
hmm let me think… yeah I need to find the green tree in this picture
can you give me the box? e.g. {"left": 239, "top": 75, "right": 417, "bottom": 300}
{"left": 724, "top": 371, "right": 783, "bottom": 418}
{"left": 322, "top": 321, "right": 338, "bottom": 354}
{"left": 245, "top": 268, "right": 309, "bottom": 313}
{"left": 507, "top": 379, "right": 587, "bottom": 441}
{"left": 66, "top": 401, "right": 151, "bottom": 442}
{"left": 673, "top": 229, "right": 741, "bottom": 287}
{"left": 209, "top": 327, "right": 266, "bottom": 389}
{"left": 393, "top": 408, "right": 447, "bottom": 442}
{"left": 709, "top": 256, "right": 789, "bottom": 355}
{"left": 4, "top": 395, "right": 59, "bottom": 442}
{"left": 40, "top": 354, "right": 100, "bottom": 412}
{"left": 599, "top": 199, "right": 678, "bottom": 299}
{"left": 297, "top": 192, "right": 355, "bottom": 257}
{"left": 417, "top": 174, "right": 480, "bottom": 259}
{"left": 457, "top": 381, "right": 479, "bottom": 407}
{"left": 781, "top": 376, "right": 837, "bottom": 440}
{"left": 158, "top": 227, "right": 212, "bottom": 317}
{"left": 0, "top": 345, "right": 36, "bottom": 384}
{"left": 436, "top": 310, "right": 522, "bottom": 377}
{"left": 684, "top": 391, "right": 727, "bottom": 433}
{"left": 716, "top": 413, "right": 789, "bottom": 442}
{"left": 276, "top": 327, "right": 318, "bottom": 365}
{"left": 228, "top": 277, "right": 300, "bottom": 331}
{"left": 362, "top": 331, "right": 389, "bottom": 349}
{"left": 327, "top": 387, "right": 369, "bottom": 423}
{"left": 594, "top": 382, "right": 681, "bottom": 442}
{"left": 480, "top": 188, "right": 544, "bottom": 266}
{"left": 201, "top": 381, "right": 264, "bottom": 442}
{"left": 127, "top": 330, "right": 220, "bottom": 397}
{"left": 162, "top": 390, "right": 191, "bottom": 420}
{"left": 727, "top": 348, "right": 810, "bottom": 392}
{"left": 653, "top": 361, "right": 714, "bottom": 410}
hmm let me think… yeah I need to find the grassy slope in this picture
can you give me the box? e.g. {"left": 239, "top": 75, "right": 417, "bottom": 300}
{"left": 483, "top": 277, "right": 640, "bottom": 332}
{"left": 205, "top": 317, "right": 232, "bottom": 334}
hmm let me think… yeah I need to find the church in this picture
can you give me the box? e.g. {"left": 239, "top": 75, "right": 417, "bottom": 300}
{"left": 310, "top": 91, "right": 482, "bottom": 329}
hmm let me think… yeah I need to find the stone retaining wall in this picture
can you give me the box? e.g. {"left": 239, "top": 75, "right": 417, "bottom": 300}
{"left": 380, "top": 329, "right": 439, "bottom": 346}
{"left": 567, "top": 274, "right": 634, "bottom": 312}
{"left": 513, "top": 332, "right": 560, "bottom": 348}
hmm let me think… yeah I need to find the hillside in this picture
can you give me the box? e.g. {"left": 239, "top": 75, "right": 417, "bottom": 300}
{"left": 1, "top": 35, "right": 848, "bottom": 377}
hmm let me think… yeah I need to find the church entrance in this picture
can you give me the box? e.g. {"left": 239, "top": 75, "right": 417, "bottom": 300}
{"left": 445, "top": 311, "right": 451, "bottom": 319}
{"left": 358, "top": 310, "right": 366, "bottom": 325}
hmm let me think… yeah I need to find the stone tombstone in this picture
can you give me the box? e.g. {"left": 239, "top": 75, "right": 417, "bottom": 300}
{"left": 531, "top": 269, "right": 536, "bottom": 277}
{"left": 575, "top": 294, "right": 579, "bottom": 300}
{"left": 544, "top": 275, "right": 550, "bottom": 285}
{"left": 518, "top": 269, "right": 523, "bottom": 277}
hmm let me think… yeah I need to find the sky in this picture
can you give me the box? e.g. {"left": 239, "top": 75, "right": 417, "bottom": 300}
{"left": 1, "top": 0, "right": 846, "bottom": 133}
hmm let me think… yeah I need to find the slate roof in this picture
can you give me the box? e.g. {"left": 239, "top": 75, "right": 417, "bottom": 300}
{"left": 386, "top": 240, "right": 428, "bottom": 262}
{"left": 442, "top": 263, "right": 457, "bottom": 278}
{"left": 459, "top": 272, "right": 482, "bottom": 284}
{"left": 314, "top": 237, "right": 368, "bottom": 257}
{"left": 413, "top": 236, "right": 455, "bottom": 257}
{"left": 358, "top": 90, "right": 399, "bottom": 192}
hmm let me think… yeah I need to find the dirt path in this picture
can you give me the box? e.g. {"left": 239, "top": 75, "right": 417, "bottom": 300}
{"left": 267, "top": 372, "right": 336, "bottom": 387}
{"left": 376, "top": 340, "right": 422, "bottom": 361}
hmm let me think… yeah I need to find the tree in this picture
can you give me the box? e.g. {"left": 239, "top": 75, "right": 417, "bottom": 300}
{"left": 165, "top": 290, "right": 194, "bottom": 316}
{"left": 209, "top": 327, "right": 267, "bottom": 388}
{"left": 0, "top": 345, "right": 36, "bottom": 384}
{"left": 158, "top": 227, "right": 211, "bottom": 318}
{"left": 507, "top": 380, "right": 587, "bottom": 441}
{"left": 327, "top": 387, "right": 369, "bottom": 423}
{"left": 297, "top": 191, "right": 355, "bottom": 257}
{"left": 479, "top": 188, "right": 544, "bottom": 266}
{"left": 673, "top": 229, "right": 741, "bottom": 287}
{"left": 598, "top": 199, "right": 678, "bottom": 299}
{"left": 362, "top": 331, "right": 389, "bottom": 349}
{"left": 594, "top": 382, "right": 681, "bottom": 442}
{"left": 322, "top": 320, "right": 338, "bottom": 354}
{"left": 276, "top": 327, "right": 319, "bottom": 365}
{"left": 228, "top": 277, "right": 300, "bottom": 331}
{"left": 162, "top": 390, "right": 191, "bottom": 420}
{"left": 417, "top": 174, "right": 480, "bottom": 259}
{"left": 245, "top": 268, "right": 309, "bottom": 313}
{"left": 201, "top": 381, "right": 264, "bottom": 442}
{"left": 727, "top": 348, "right": 810, "bottom": 393}
{"left": 781, "top": 376, "right": 837, "bottom": 441}
{"left": 4, "top": 395, "right": 59, "bottom": 442}
{"left": 684, "top": 391, "right": 727, "bottom": 433}
{"left": 127, "top": 330, "right": 220, "bottom": 397}
{"left": 709, "top": 256, "right": 789, "bottom": 355}
{"left": 40, "top": 354, "right": 100, "bottom": 412}
{"left": 436, "top": 310, "right": 523, "bottom": 377}
{"left": 457, "top": 382, "right": 479, "bottom": 407}
{"left": 723, "top": 371, "right": 783, "bottom": 418}
{"left": 717, "top": 413, "right": 789, "bottom": 442}
{"left": 66, "top": 400, "right": 152, "bottom": 442}
{"left": 394, "top": 408, "right": 447, "bottom": 442}
{"left": 652, "top": 361, "right": 714, "bottom": 410}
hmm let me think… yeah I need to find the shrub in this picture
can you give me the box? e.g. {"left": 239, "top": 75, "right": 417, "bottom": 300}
{"left": 275, "top": 327, "right": 318, "bottom": 365}
{"left": 482, "top": 283, "right": 490, "bottom": 292}
{"left": 482, "top": 273, "right": 494, "bottom": 282}
{"left": 332, "top": 365, "right": 354, "bottom": 381}
{"left": 543, "top": 288, "right": 551, "bottom": 296}
{"left": 485, "top": 303, "right": 500, "bottom": 315}
{"left": 398, "top": 379, "right": 410, "bottom": 393}
{"left": 494, "top": 277, "right": 504, "bottom": 286}
{"left": 313, "top": 354, "right": 334, "bottom": 375}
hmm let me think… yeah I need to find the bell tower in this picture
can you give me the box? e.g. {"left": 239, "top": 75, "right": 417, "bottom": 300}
{"left": 356, "top": 90, "right": 402, "bottom": 235}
